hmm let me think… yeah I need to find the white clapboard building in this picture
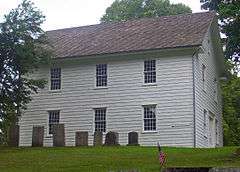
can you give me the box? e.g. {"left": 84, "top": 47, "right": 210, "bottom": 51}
{"left": 19, "top": 12, "right": 223, "bottom": 147}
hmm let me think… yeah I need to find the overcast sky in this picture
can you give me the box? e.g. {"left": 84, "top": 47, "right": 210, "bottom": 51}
{"left": 0, "top": 0, "right": 203, "bottom": 31}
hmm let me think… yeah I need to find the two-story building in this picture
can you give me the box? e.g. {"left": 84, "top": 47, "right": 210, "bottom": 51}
{"left": 19, "top": 11, "right": 224, "bottom": 147}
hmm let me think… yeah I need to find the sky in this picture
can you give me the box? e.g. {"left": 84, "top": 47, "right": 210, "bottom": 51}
{"left": 0, "top": 0, "right": 203, "bottom": 31}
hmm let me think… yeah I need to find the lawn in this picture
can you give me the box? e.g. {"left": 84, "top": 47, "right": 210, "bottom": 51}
{"left": 0, "top": 146, "right": 239, "bottom": 172}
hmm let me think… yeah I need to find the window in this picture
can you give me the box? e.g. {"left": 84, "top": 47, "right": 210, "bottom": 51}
{"left": 215, "top": 119, "right": 219, "bottom": 145}
{"left": 202, "top": 64, "right": 206, "bottom": 91}
{"left": 214, "top": 78, "right": 218, "bottom": 102}
{"left": 50, "top": 68, "right": 61, "bottom": 90}
{"left": 143, "top": 105, "right": 156, "bottom": 131}
{"left": 94, "top": 108, "right": 106, "bottom": 132}
{"left": 144, "top": 60, "right": 156, "bottom": 84}
{"left": 96, "top": 64, "right": 107, "bottom": 87}
{"left": 48, "top": 110, "right": 60, "bottom": 135}
{"left": 203, "top": 109, "right": 207, "bottom": 138}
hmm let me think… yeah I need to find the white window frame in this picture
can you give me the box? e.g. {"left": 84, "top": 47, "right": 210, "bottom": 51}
{"left": 96, "top": 64, "right": 107, "bottom": 87}
{"left": 47, "top": 110, "right": 60, "bottom": 136}
{"left": 143, "top": 60, "right": 156, "bottom": 84}
{"left": 94, "top": 108, "right": 106, "bottom": 133}
{"left": 142, "top": 105, "right": 157, "bottom": 132}
{"left": 215, "top": 119, "right": 219, "bottom": 145}
{"left": 214, "top": 78, "right": 218, "bottom": 103}
{"left": 50, "top": 67, "right": 61, "bottom": 90}
{"left": 203, "top": 109, "right": 208, "bottom": 138}
{"left": 202, "top": 64, "right": 206, "bottom": 91}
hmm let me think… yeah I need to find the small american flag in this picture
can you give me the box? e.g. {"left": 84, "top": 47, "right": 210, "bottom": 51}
{"left": 158, "top": 142, "right": 166, "bottom": 166}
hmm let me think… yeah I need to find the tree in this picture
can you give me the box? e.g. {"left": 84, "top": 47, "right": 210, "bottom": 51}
{"left": 221, "top": 62, "right": 240, "bottom": 145}
{"left": 101, "top": 0, "right": 191, "bottom": 22}
{"left": 0, "top": 0, "right": 51, "bottom": 144}
{"left": 201, "top": 0, "right": 240, "bottom": 64}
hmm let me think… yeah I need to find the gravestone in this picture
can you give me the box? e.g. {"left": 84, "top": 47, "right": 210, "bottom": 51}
{"left": 75, "top": 131, "right": 88, "bottom": 146}
{"left": 53, "top": 124, "right": 65, "bottom": 147}
{"left": 104, "top": 131, "right": 119, "bottom": 146}
{"left": 32, "top": 126, "right": 44, "bottom": 147}
{"left": 8, "top": 125, "right": 19, "bottom": 147}
{"left": 93, "top": 131, "right": 103, "bottom": 146}
{"left": 128, "top": 132, "right": 139, "bottom": 146}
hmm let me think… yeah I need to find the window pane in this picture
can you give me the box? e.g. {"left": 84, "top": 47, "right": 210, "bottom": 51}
{"left": 51, "top": 68, "right": 61, "bottom": 90}
{"left": 48, "top": 111, "right": 60, "bottom": 134}
{"left": 143, "top": 105, "right": 156, "bottom": 131}
{"left": 95, "top": 108, "right": 106, "bottom": 132}
{"left": 144, "top": 60, "right": 156, "bottom": 83}
{"left": 96, "top": 64, "right": 107, "bottom": 87}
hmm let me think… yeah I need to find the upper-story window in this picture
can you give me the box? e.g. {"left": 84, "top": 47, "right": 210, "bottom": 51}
{"left": 96, "top": 64, "right": 107, "bottom": 87}
{"left": 48, "top": 110, "right": 60, "bottom": 135}
{"left": 143, "top": 105, "right": 156, "bottom": 131}
{"left": 144, "top": 60, "right": 156, "bottom": 84}
{"left": 50, "top": 68, "right": 61, "bottom": 90}
{"left": 202, "top": 64, "right": 206, "bottom": 91}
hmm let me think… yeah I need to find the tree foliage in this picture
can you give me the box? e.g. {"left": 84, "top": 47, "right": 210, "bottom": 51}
{"left": 201, "top": 0, "right": 240, "bottom": 64}
{"left": 221, "top": 62, "right": 240, "bottom": 146}
{"left": 101, "top": 0, "right": 191, "bottom": 22}
{"left": 0, "top": 0, "right": 51, "bottom": 144}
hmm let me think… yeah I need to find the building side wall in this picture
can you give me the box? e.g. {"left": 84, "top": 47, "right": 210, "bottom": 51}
{"left": 194, "top": 28, "right": 223, "bottom": 147}
{"left": 19, "top": 51, "right": 195, "bottom": 147}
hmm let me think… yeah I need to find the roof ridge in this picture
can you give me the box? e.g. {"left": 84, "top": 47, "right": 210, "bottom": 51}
{"left": 46, "top": 11, "right": 215, "bottom": 33}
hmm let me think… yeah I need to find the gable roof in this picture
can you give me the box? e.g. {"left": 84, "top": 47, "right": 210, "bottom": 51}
{"left": 47, "top": 12, "right": 216, "bottom": 59}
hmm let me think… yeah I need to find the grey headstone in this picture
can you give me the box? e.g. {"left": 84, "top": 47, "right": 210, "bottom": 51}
{"left": 93, "top": 131, "right": 103, "bottom": 146}
{"left": 53, "top": 124, "right": 65, "bottom": 147}
{"left": 8, "top": 125, "right": 19, "bottom": 147}
{"left": 128, "top": 132, "right": 139, "bottom": 146}
{"left": 32, "top": 126, "right": 44, "bottom": 147}
{"left": 104, "top": 131, "right": 119, "bottom": 146}
{"left": 75, "top": 131, "right": 88, "bottom": 146}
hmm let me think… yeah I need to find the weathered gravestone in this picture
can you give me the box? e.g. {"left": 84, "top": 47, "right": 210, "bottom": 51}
{"left": 53, "top": 124, "right": 65, "bottom": 147}
{"left": 75, "top": 131, "right": 88, "bottom": 146}
{"left": 127, "top": 132, "right": 139, "bottom": 146}
{"left": 104, "top": 131, "right": 119, "bottom": 146}
{"left": 8, "top": 125, "right": 19, "bottom": 147}
{"left": 93, "top": 131, "right": 103, "bottom": 146}
{"left": 32, "top": 126, "right": 44, "bottom": 147}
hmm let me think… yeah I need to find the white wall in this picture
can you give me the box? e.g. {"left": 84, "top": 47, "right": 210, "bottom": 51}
{"left": 193, "top": 26, "right": 223, "bottom": 147}
{"left": 19, "top": 50, "right": 195, "bottom": 147}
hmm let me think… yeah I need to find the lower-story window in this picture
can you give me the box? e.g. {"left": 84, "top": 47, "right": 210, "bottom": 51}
{"left": 48, "top": 110, "right": 60, "bottom": 135}
{"left": 143, "top": 105, "right": 156, "bottom": 131}
{"left": 94, "top": 108, "right": 106, "bottom": 132}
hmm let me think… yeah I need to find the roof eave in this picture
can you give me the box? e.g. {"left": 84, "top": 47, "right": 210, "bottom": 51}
{"left": 52, "top": 44, "right": 201, "bottom": 61}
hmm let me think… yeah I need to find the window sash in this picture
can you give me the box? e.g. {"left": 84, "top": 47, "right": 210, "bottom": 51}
{"left": 144, "top": 60, "right": 156, "bottom": 83}
{"left": 48, "top": 111, "right": 60, "bottom": 135}
{"left": 50, "top": 68, "right": 61, "bottom": 90}
{"left": 143, "top": 106, "right": 156, "bottom": 131}
{"left": 203, "top": 109, "right": 207, "bottom": 136}
{"left": 202, "top": 64, "right": 206, "bottom": 90}
{"left": 94, "top": 108, "right": 106, "bottom": 132}
{"left": 96, "top": 64, "right": 107, "bottom": 87}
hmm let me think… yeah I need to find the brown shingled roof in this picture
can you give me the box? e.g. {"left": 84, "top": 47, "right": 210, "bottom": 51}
{"left": 47, "top": 12, "right": 216, "bottom": 58}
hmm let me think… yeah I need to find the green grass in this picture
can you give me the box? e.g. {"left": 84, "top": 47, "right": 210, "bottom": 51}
{"left": 0, "top": 146, "right": 239, "bottom": 172}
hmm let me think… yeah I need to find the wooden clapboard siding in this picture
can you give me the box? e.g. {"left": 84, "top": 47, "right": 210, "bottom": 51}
{"left": 193, "top": 25, "right": 223, "bottom": 148}
{"left": 19, "top": 50, "right": 195, "bottom": 147}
